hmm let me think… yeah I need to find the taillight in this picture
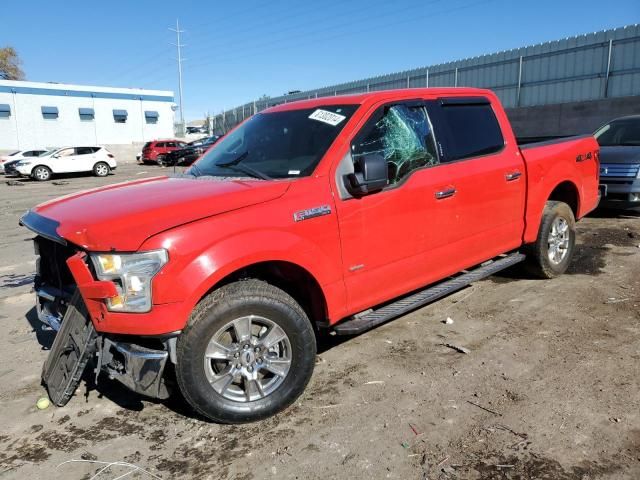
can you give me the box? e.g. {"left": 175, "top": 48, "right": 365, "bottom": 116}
{"left": 107, "top": 153, "right": 114, "bottom": 158}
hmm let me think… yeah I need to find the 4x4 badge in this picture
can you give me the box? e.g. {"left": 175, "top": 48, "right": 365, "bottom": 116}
{"left": 293, "top": 205, "right": 332, "bottom": 222}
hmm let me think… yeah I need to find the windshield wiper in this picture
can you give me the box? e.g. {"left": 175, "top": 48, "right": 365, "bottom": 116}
{"left": 215, "top": 151, "right": 271, "bottom": 180}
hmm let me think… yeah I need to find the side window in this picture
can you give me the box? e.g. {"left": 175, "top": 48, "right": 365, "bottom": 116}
{"left": 75, "top": 147, "right": 93, "bottom": 155}
{"left": 57, "top": 148, "right": 74, "bottom": 157}
{"left": 432, "top": 100, "right": 504, "bottom": 162}
{"left": 352, "top": 104, "right": 439, "bottom": 185}
{"left": 155, "top": 142, "right": 165, "bottom": 148}
{"left": 166, "top": 142, "right": 176, "bottom": 148}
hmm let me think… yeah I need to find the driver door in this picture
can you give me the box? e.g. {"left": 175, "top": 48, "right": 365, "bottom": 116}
{"left": 334, "top": 101, "right": 460, "bottom": 313}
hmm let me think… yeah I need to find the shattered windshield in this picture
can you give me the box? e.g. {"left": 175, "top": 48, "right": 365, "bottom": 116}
{"left": 191, "top": 105, "right": 358, "bottom": 179}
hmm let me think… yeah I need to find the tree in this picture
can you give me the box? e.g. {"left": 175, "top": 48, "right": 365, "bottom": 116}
{"left": 0, "top": 47, "right": 25, "bottom": 80}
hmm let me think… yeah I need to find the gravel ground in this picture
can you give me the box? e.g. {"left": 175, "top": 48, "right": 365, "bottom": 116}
{"left": 0, "top": 164, "right": 639, "bottom": 480}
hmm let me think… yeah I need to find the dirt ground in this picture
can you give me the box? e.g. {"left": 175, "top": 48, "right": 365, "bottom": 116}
{"left": 0, "top": 164, "right": 639, "bottom": 480}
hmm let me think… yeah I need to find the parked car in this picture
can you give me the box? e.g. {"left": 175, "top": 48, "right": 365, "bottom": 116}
{"left": 163, "top": 135, "right": 221, "bottom": 166}
{"left": 140, "top": 140, "right": 188, "bottom": 165}
{"left": 186, "top": 126, "right": 206, "bottom": 134}
{"left": 0, "top": 149, "right": 47, "bottom": 173}
{"left": 594, "top": 115, "right": 640, "bottom": 209}
{"left": 9, "top": 146, "right": 116, "bottom": 181}
{"left": 22, "top": 88, "right": 599, "bottom": 423}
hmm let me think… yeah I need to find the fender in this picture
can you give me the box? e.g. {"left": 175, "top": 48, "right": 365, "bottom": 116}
{"left": 522, "top": 144, "right": 591, "bottom": 244}
{"left": 142, "top": 199, "right": 346, "bottom": 330}
{"left": 177, "top": 230, "right": 345, "bottom": 325}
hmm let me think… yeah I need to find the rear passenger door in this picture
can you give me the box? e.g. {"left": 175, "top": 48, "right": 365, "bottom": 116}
{"left": 425, "top": 97, "right": 526, "bottom": 265}
{"left": 74, "top": 147, "right": 97, "bottom": 171}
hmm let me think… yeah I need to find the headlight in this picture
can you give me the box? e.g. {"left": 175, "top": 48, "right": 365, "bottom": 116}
{"left": 90, "top": 250, "right": 168, "bottom": 312}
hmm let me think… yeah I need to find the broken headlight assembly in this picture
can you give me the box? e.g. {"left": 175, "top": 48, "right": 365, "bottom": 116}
{"left": 90, "top": 250, "right": 168, "bottom": 313}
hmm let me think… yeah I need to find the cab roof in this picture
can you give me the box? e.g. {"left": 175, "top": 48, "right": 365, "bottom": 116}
{"left": 264, "top": 87, "right": 494, "bottom": 113}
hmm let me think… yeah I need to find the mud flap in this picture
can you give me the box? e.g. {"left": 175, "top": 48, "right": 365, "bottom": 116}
{"left": 41, "top": 290, "right": 97, "bottom": 406}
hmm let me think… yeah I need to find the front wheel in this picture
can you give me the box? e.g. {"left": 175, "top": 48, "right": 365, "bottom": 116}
{"left": 176, "top": 280, "right": 316, "bottom": 423}
{"left": 524, "top": 200, "right": 576, "bottom": 278}
{"left": 156, "top": 154, "right": 166, "bottom": 167}
{"left": 32, "top": 165, "right": 52, "bottom": 181}
{"left": 93, "top": 162, "right": 110, "bottom": 177}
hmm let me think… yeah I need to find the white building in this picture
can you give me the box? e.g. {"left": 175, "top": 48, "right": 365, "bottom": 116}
{"left": 0, "top": 80, "right": 176, "bottom": 151}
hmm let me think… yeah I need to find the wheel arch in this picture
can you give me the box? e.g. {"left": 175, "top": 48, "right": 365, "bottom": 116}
{"left": 524, "top": 178, "right": 582, "bottom": 244}
{"left": 31, "top": 164, "right": 53, "bottom": 177}
{"left": 547, "top": 180, "right": 580, "bottom": 218}
{"left": 196, "top": 260, "right": 329, "bottom": 334}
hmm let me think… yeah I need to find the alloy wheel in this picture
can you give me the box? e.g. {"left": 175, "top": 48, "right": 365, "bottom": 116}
{"left": 203, "top": 315, "right": 292, "bottom": 402}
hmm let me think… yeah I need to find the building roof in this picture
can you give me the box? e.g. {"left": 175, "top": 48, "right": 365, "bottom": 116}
{"left": 0, "top": 80, "right": 174, "bottom": 102}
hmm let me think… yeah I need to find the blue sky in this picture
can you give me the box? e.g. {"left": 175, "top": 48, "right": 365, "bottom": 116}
{"left": 2, "top": 0, "right": 638, "bottom": 120}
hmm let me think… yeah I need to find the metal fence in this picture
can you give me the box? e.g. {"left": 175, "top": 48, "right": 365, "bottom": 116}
{"left": 212, "top": 24, "right": 640, "bottom": 134}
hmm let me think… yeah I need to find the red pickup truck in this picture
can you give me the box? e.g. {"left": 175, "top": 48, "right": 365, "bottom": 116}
{"left": 21, "top": 88, "right": 599, "bottom": 423}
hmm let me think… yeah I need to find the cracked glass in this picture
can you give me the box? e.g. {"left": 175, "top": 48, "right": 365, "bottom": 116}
{"left": 352, "top": 104, "right": 439, "bottom": 185}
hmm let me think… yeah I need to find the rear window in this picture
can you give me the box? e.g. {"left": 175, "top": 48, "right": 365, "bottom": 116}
{"left": 431, "top": 99, "right": 504, "bottom": 162}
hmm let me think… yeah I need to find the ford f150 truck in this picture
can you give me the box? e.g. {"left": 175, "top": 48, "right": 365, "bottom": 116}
{"left": 21, "top": 88, "right": 599, "bottom": 423}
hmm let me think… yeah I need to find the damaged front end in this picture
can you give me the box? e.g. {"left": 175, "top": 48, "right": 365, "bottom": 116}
{"left": 23, "top": 211, "right": 174, "bottom": 405}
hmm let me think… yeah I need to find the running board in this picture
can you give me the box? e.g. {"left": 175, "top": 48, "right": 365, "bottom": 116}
{"left": 333, "top": 252, "right": 526, "bottom": 335}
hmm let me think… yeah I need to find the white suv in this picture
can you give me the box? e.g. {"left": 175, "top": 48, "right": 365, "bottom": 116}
{"left": 12, "top": 146, "right": 117, "bottom": 181}
{"left": 0, "top": 149, "right": 47, "bottom": 173}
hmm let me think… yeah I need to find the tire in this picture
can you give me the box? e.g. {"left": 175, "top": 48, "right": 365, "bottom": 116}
{"left": 93, "top": 162, "right": 110, "bottom": 177}
{"left": 157, "top": 154, "right": 166, "bottom": 167}
{"left": 524, "top": 201, "right": 576, "bottom": 278}
{"left": 32, "top": 165, "right": 52, "bottom": 181}
{"left": 176, "top": 279, "right": 316, "bottom": 423}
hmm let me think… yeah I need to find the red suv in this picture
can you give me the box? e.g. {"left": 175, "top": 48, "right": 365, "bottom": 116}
{"left": 140, "top": 139, "right": 188, "bottom": 165}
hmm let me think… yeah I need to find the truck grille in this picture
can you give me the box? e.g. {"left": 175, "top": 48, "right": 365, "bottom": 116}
{"left": 600, "top": 163, "right": 640, "bottom": 178}
{"left": 34, "top": 236, "right": 79, "bottom": 330}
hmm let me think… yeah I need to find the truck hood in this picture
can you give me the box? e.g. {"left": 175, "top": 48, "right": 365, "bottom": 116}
{"left": 599, "top": 146, "right": 640, "bottom": 164}
{"left": 26, "top": 176, "right": 290, "bottom": 251}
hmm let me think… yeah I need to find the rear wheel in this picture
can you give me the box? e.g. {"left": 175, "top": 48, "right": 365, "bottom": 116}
{"left": 525, "top": 201, "right": 576, "bottom": 278}
{"left": 176, "top": 280, "right": 316, "bottom": 423}
{"left": 93, "top": 162, "right": 110, "bottom": 177}
{"left": 157, "top": 154, "right": 166, "bottom": 167}
{"left": 32, "top": 165, "right": 52, "bottom": 181}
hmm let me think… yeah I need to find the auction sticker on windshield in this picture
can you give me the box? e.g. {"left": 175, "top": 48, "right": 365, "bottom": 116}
{"left": 309, "top": 109, "right": 346, "bottom": 126}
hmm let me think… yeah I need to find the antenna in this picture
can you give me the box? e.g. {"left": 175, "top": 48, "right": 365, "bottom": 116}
{"left": 169, "top": 19, "right": 185, "bottom": 136}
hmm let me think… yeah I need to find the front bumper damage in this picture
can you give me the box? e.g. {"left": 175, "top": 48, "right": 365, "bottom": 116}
{"left": 22, "top": 215, "right": 176, "bottom": 404}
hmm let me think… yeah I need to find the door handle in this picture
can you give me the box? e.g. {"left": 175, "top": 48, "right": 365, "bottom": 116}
{"left": 435, "top": 187, "right": 456, "bottom": 199}
{"left": 505, "top": 171, "right": 522, "bottom": 181}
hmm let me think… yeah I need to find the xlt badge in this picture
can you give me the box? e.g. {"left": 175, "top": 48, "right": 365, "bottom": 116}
{"left": 293, "top": 205, "right": 332, "bottom": 222}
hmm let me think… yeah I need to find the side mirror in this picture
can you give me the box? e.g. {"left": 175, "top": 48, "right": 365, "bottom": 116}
{"left": 344, "top": 154, "right": 388, "bottom": 196}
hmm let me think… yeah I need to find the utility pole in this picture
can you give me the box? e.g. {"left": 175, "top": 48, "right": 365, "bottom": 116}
{"left": 170, "top": 19, "right": 185, "bottom": 137}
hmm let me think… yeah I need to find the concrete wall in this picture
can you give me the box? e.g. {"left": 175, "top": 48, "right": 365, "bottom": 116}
{"left": 506, "top": 95, "right": 640, "bottom": 138}
{"left": 0, "top": 80, "right": 175, "bottom": 151}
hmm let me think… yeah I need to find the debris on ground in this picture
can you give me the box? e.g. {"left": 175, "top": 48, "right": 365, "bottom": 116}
{"left": 6, "top": 180, "right": 24, "bottom": 186}
{"left": 52, "top": 181, "right": 69, "bottom": 186}
{"left": 36, "top": 397, "right": 50, "bottom": 410}
{"left": 467, "top": 400, "right": 502, "bottom": 416}
{"left": 443, "top": 317, "right": 454, "bottom": 325}
{"left": 442, "top": 343, "right": 471, "bottom": 354}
